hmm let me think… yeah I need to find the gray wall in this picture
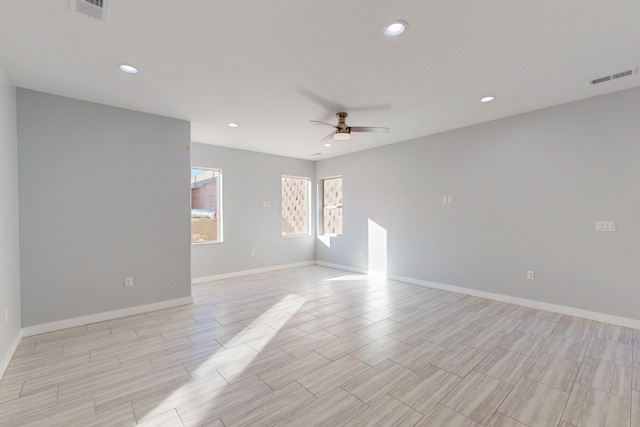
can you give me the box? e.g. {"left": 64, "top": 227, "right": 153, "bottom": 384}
{"left": 0, "top": 59, "right": 21, "bottom": 361}
{"left": 18, "top": 90, "right": 191, "bottom": 327}
{"left": 316, "top": 87, "right": 640, "bottom": 321}
{"left": 191, "top": 143, "right": 315, "bottom": 279}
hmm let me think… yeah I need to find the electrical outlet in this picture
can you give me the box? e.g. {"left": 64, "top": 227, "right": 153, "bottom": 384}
{"left": 124, "top": 277, "right": 134, "bottom": 287}
{"left": 251, "top": 250, "right": 255, "bottom": 257}
{"left": 527, "top": 270, "right": 535, "bottom": 280}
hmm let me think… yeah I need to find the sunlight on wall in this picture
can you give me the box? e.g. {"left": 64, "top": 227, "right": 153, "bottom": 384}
{"left": 367, "top": 219, "right": 388, "bottom": 277}
{"left": 317, "top": 234, "right": 331, "bottom": 248}
{"left": 144, "top": 295, "right": 305, "bottom": 425}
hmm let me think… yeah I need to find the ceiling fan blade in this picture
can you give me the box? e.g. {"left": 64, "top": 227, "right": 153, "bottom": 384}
{"left": 349, "top": 126, "right": 389, "bottom": 133}
{"left": 320, "top": 131, "right": 336, "bottom": 143}
{"left": 310, "top": 120, "right": 338, "bottom": 128}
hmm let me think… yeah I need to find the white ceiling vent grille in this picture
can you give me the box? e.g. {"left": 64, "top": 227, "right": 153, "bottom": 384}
{"left": 69, "top": 0, "right": 109, "bottom": 22}
{"left": 590, "top": 68, "right": 636, "bottom": 85}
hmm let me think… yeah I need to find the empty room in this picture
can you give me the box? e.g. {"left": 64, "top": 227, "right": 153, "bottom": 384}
{"left": 1, "top": 1, "right": 639, "bottom": 426}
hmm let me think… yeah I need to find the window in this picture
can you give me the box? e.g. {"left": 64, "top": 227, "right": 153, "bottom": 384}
{"left": 322, "top": 176, "right": 342, "bottom": 236}
{"left": 282, "top": 176, "right": 310, "bottom": 236}
{"left": 191, "top": 168, "right": 222, "bottom": 243}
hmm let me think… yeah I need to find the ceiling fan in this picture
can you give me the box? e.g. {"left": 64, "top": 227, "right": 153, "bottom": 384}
{"left": 310, "top": 112, "right": 389, "bottom": 142}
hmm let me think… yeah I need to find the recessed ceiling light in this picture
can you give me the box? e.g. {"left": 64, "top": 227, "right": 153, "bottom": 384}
{"left": 324, "top": 143, "right": 332, "bottom": 147}
{"left": 119, "top": 64, "right": 138, "bottom": 74}
{"left": 227, "top": 123, "right": 239, "bottom": 128}
{"left": 480, "top": 96, "right": 495, "bottom": 103}
{"left": 384, "top": 20, "right": 408, "bottom": 37}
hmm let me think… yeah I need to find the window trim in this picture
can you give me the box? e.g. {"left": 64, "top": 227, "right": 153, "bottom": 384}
{"left": 190, "top": 167, "right": 223, "bottom": 244}
{"left": 319, "top": 175, "right": 343, "bottom": 237}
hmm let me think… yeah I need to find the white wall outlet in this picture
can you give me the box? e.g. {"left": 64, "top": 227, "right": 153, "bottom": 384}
{"left": 250, "top": 250, "right": 255, "bottom": 257}
{"left": 4, "top": 308, "right": 7, "bottom": 323}
{"left": 359, "top": 250, "right": 363, "bottom": 257}
{"left": 442, "top": 196, "right": 448, "bottom": 204}
{"left": 124, "top": 276, "right": 134, "bottom": 287}
{"left": 527, "top": 270, "right": 535, "bottom": 280}
{"left": 595, "top": 221, "right": 616, "bottom": 232}
{"left": 447, "top": 195, "right": 454, "bottom": 204}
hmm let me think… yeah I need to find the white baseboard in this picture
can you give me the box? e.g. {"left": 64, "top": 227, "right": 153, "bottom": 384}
{"left": 0, "top": 329, "right": 23, "bottom": 381}
{"left": 315, "top": 261, "right": 640, "bottom": 329}
{"left": 22, "top": 296, "right": 194, "bottom": 337}
{"left": 192, "top": 261, "right": 315, "bottom": 284}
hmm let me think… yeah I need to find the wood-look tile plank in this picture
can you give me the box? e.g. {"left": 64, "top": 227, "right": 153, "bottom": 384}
{"left": 173, "top": 375, "right": 272, "bottom": 427}
{"left": 349, "top": 335, "right": 410, "bottom": 366}
{"left": 182, "top": 343, "right": 257, "bottom": 377}
{"left": 277, "top": 329, "right": 339, "bottom": 357}
{"left": 295, "top": 314, "right": 344, "bottom": 334}
{"left": 323, "top": 316, "right": 374, "bottom": 337}
{"left": 217, "top": 346, "right": 292, "bottom": 383}
{"left": 132, "top": 369, "right": 227, "bottom": 422}
{"left": 0, "top": 379, "right": 23, "bottom": 404}
{"left": 541, "top": 334, "right": 589, "bottom": 362}
{"left": 273, "top": 387, "right": 367, "bottom": 427}
{"left": 297, "top": 355, "right": 370, "bottom": 398}
{"left": 343, "top": 395, "right": 422, "bottom": 427}
{"left": 136, "top": 409, "right": 185, "bottom": 427}
{"left": 342, "top": 359, "right": 415, "bottom": 405}
{"left": 0, "top": 386, "right": 58, "bottom": 422}
{"left": 523, "top": 353, "right": 578, "bottom": 392}
{"left": 562, "top": 383, "right": 630, "bottom": 427}
{"left": 500, "top": 331, "right": 547, "bottom": 357}
{"left": 390, "top": 364, "right": 462, "bottom": 414}
{"left": 258, "top": 350, "right": 331, "bottom": 390}
{"left": 313, "top": 332, "right": 373, "bottom": 361}
{"left": 94, "top": 365, "right": 191, "bottom": 413}
{"left": 577, "top": 357, "right": 633, "bottom": 399}
{"left": 586, "top": 337, "right": 634, "bottom": 367}
{"left": 10, "top": 395, "right": 95, "bottom": 427}
{"left": 431, "top": 343, "right": 489, "bottom": 377}
{"left": 222, "top": 382, "right": 317, "bottom": 427}
{"left": 57, "top": 360, "right": 154, "bottom": 404}
{"left": 66, "top": 402, "right": 136, "bottom": 427}
{"left": 423, "top": 324, "right": 469, "bottom": 348}
{"left": 355, "top": 318, "right": 405, "bottom": 340}
{"left": 498, "top": 377, "right": 569, "bottom": 427}
{"left": 389, "top": 340, "right": 447, "bottom": 371}
{"left": 21, "top": 357, "right": 121, "bottom": 396}
{"left": 149, "top": 340, "right": 223, "bottom": 371}
{"left": 487, "top": 412, "right": 529, "bottom": 427}
{"left": 441, "top": 370, "right": 512, "bottom": 425}
{"left": 415, "top": 404, "right": 482, "bottom": 427}
{"left": 476, "top": 348, "right": 532, "bottom": 386}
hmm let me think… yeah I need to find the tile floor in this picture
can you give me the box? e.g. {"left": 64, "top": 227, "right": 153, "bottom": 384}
{"left": 0, "top": 266, "right": 638, "bottom": 426}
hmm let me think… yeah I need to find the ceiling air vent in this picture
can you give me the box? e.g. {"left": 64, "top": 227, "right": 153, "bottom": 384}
{"left": 590, "top": 68, "right": 636, "bottom": 85}
{"left": 69, "top": 0, "right": 109, "bottom": 22}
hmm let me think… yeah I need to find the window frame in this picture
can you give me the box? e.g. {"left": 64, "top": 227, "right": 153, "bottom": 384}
{"left": 320, "top": 175, "right": 343, "bottom": 237}
{"left": 190, "top": 167, "right": 223, "bottom": 244}
{"left": 281, "top": 175, "right": 311, "bottom": 237}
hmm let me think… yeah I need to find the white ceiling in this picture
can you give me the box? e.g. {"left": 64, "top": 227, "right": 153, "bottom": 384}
{"left": 1, "top": 1, "right": 639, "bottom": 160}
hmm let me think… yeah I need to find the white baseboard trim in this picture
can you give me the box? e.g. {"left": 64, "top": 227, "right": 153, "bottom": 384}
{"left": 192, "top": 261, "right": 315, "bottom": 285}
{"left": 22, "top": 296, "right": 194, "bottom": 337}
{"left": 315, "top": 261, "right": 640, "bottom": 329}
{"left": 0, "top": 329, "right": 24, "bottom": 381}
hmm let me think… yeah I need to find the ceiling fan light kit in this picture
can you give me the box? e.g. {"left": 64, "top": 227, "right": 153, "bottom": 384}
{"left": 310, "top": 112, "right": 389, "bottom": 143}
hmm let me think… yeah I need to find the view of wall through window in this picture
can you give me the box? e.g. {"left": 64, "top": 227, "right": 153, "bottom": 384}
{"left": 282, "top": 176, "right": 310, "bottom": 236}
{"left": 191, "top": 168, "right": 221, "bottom": 243}
{"left": 322, "top": 176, "right": 342, "bottom": 235}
